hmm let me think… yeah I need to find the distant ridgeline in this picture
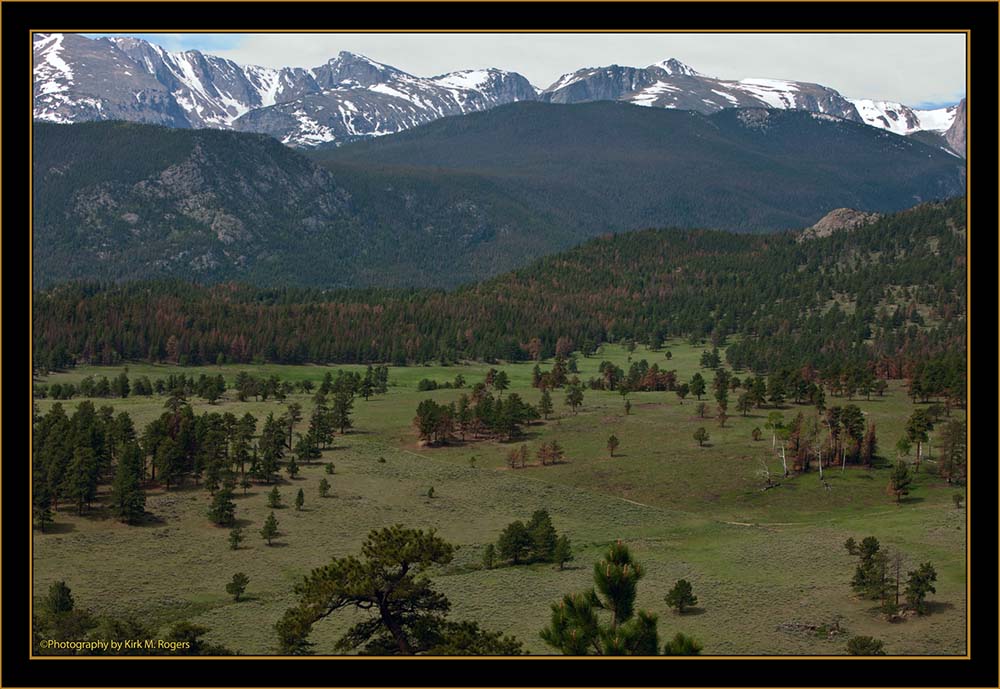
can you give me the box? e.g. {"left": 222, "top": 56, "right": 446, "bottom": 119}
{"left": 34, "top": 197, "right": 966, "bottom": 388}
{"left": 33, "top": 104, "right": 965, "bottom": 290}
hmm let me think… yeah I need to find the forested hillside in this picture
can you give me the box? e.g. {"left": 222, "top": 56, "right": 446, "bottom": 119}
{"left": 34, "top": 197, "right": 966, "bottom": 395}
{"left": 311, "top": 102, "right": 964, "bottom": 235}
{"left": 34, "top": 103, "right": 964, "bottom": 289}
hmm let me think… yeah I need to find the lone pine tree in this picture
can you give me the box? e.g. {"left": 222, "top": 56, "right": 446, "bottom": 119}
{"left": 226, "top": 573, "right": 250, "bottom": 602}
{"left": 665, "top": 579, "right": 698, "bottom": 614}
{"left": 275, "top": 525, "right": 522, "bottom": 655}
{"left": 261, "top": 512, "right": 279, "bottom": 545}
{"left": 540, "top": 541, "right": 661, "bottom": 655}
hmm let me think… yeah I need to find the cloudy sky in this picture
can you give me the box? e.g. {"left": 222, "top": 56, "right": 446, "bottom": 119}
{"left": 86, "top": 32, "right": 966, "bottom": 107}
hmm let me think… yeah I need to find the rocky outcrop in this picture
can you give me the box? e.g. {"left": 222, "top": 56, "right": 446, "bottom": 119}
{"left": 944, "top": 98, "right": 966, "bottom": 157}
{"left": 797, "top": 208, "right": 882, "bottom": 242}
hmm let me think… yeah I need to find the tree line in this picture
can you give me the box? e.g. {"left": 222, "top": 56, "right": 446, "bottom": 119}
{"left": 33, "top": 198, "right": 965, "bottom": 391}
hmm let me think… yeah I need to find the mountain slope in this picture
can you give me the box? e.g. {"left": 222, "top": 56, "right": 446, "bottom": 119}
{"left": 33, "top": 33, "right": 538, "bottom": 148}
{"left": 32, "top": 121, "right": 365, "bottom": 287}
{"left": 33, "top": 103, "right": 965, "bottom": 289}
{"left": 34, "top": 33, "right": 965, "bottom": 150}
{"left": 231, "top": 55, "right": 536, "bottom": 147}
{"left": 313, "top": 101, "right": 965, "bottom": 233}
{"left": 33, "top": 197, "right": 967, "bottom": 372}
{"left": 542, "top": 60, "right": 864, "bottom": 124}
{"left": 944, "top": 98, "right": 967, "bottom": 156}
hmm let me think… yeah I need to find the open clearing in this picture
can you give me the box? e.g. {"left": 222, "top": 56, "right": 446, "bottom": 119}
{"left": 33, "top": 342, "right": 967, "bottom": 655}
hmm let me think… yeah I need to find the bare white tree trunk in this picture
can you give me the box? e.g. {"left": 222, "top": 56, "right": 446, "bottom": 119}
{"left": 780, "top": 445, "right": 788, "bottom": 477}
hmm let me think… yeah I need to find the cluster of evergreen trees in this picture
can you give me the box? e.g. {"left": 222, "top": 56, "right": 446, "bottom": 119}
{"left": 32, "top": 400, "right": 147, "bottom": 526}
{"left": 31, "top": 384, "right": 358, "bottom": 531}
{"left": 413, "top": 372, "right": 539, "bottom": 445}
{"left": 33, "top": 198, "right": 965, "bottom": 390}
{"left": 844, "top": 537, "right": 938, "bottom": 617}
{"left": 486, "top": 510, "right": 572, "bottom": 568}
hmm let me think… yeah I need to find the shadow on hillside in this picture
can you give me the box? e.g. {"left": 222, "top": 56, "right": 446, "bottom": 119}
{"left": 675, "top": 606, "right": 707, "bottom": 617}
{"left": 35, "top": 522, "right": 76, "bottom": 535}
{"left": 923, "top": 600, "right": 955, "bottom": 615}
{"left": 131, "top": 512, "right": 167, "bottom": 528}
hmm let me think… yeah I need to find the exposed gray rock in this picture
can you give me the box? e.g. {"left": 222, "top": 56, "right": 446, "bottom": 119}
{"left": 33, "top": 33, "right": 964, "bottom": 151}
{"left": 797, "top": 208, "right": 882, "bottom": 242}
{"left": 944, "top": 98, "right": 966, "bottom": 157}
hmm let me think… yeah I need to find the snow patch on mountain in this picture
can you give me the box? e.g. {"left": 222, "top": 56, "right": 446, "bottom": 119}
{"left": 630, "top": 82, "right": 681, "bottom": 107}
{"left": 849, "top": 99, "right": 921, "bottom": 136}
{"left": 913, "top": 105, "right": 957, "bottom": 132}
{"left": 731, "top": 79, "right": 799, "bottom": 109}
{"left": 432, "top": 69, "right": 493, "bottom": 91}
{"left": 649, "top": 58, "right": 700, "bottom": 77}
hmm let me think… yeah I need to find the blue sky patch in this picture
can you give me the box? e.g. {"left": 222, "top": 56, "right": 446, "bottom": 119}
{"left": 84, "top": 33, "right": 244, "bottom": 53}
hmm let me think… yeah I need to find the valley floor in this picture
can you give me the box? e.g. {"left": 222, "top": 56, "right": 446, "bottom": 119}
{"left": 32, "top": 343, "right": 968, "bottom": 655}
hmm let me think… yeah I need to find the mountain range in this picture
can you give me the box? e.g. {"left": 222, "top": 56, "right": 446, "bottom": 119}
{"left": 33, "top": 32, "right": 965, "bottom": 156}
{"left": 33, "top": 102, "right": 965, "bottom": 290}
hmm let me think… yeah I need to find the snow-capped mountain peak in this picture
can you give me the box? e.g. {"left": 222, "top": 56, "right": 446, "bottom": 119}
{"left": 33, "top": 33, "right": 965, "bottom": 155}
{"left": 649, "top": 58, "right": 700, "bottom": 77}
{"left": 849, "top": 99, "right": 922, "bottom": 136}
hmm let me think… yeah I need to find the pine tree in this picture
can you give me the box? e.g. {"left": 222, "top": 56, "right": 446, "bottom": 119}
{"left": 690, "top": 373, "right": 706, "bottom": 400}
{"left": 888, "top": 461, "right": 912, "bottom": 504}
{"left": 497, "top": 521, "right": 532, "bottom": 565}
{"left": 229, "top": 526, "right": 244, "bottom": 550}
{"left": 260, "top": 512, "right": 279, "bottom": 545}
{"left": 295, "top": 488, "right": 305, "bottom": 511}
{"left": 694, "top": 427, "right": 709, "bottom": 447}
{"left": 663, "top": 632, "right": 703, "bottom": 655}
{"left": 319, "top": 478, "right": 331, "bottom": 498}
{"left": 67, "top": 447, "right": 98, "bottom": 515}
{"left": 541, "top": 541, "right": 660, "bottom": 655}
{"left": 331, "top": 390, "right": 354, "bottom": 434}
{"left": 527, "top": 510, "right": 558, "bottom": 562}
{"left": 665, "top": 579, "right": 698, "bottom": 613}
{"left": 109, "top": 442, "right": 146, "bottom": 525}
{"left": 846, "top": 635, "right": 886, "bottom": 655}
{"left": 565, "top": 382, "right": 584, "bottom": 414}
{"left": 845, "top": 536, "right": 890, "bottom": 601}
{"left": 938, "top": 419, "right": 966, "bottom": 484}
{"left": 539, "top": 388, "right": 553, "bottom": 420}
{"left": 208, "top": 487, "right": 237, "bottom": 526}
{"left": 482, "top": 543, "right": 496, "bottom": 570}
{"left": 268, "top": 486, "right": 282, "bottom": 509}
{"left": 904, "top": 563, "right": 937, "bottom": 614}
{"left": 607, "top": 434, "right": 620, "bottom": 457}
{"left": 226, "top": 573, "right": 250, "bottom": 602}
{"left": 553, "top": 535, "right": 574, "bottom": 570}
{"left": 33, "top": 483, "right": 54, "bottom": 533}
{"left": 285, "top": 402, "right": 303, "bottom": 450}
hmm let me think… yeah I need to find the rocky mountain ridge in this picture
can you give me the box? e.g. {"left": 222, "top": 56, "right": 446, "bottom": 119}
{"left": 34, "top": 33, "right": 965, "bottom": 153}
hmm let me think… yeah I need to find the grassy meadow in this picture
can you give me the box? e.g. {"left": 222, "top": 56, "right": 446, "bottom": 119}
{"left": 32, "top": 342, "right": 967, "bottom": 655}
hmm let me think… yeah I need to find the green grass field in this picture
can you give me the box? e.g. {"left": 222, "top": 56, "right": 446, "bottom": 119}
{"left": 33, "top": 342, "right": 967, "bottom": 655}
